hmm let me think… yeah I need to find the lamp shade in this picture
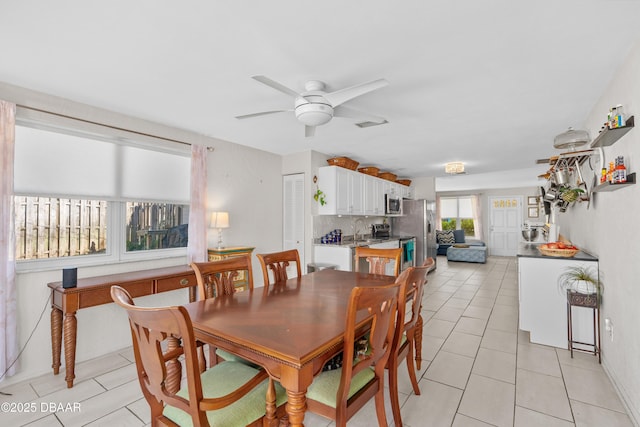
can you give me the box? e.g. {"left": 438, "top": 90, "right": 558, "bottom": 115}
{"left": 210, "top": 211, "right": 229, "bottom": 229}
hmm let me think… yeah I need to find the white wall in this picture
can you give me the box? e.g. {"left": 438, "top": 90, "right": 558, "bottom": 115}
{"left": 556, "top": 42, "right": 640, "bottom": 424}
{"left": 2, "top": 86, "right": 283, "bottom": 387}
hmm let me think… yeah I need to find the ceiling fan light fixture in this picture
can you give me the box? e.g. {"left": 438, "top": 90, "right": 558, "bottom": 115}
{"left": 445, "top": 162, "right": 465, "bottom": 174}
{"left": 295, "top": 103, "right": 334, "bottom": 126}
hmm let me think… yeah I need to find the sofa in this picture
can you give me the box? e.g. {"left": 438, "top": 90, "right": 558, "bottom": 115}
{"left": 436, "top": 229, "right": 485, "bottom": 256}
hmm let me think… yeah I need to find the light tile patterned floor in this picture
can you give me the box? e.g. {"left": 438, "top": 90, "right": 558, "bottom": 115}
{"left": 0, "top": 256, "right": 634, "bottom": 426}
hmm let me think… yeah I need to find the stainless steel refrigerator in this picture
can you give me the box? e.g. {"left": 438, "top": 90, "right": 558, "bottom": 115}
{"left": 392, "top": 199, "right": 437, "bottom": 268}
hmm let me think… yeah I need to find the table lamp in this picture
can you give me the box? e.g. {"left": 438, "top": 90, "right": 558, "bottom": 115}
{"left": 210, "top": 211, "right": 229, "bottom": 249}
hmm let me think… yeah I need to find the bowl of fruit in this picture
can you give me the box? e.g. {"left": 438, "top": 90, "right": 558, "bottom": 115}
{"left": 538, "top": 241, "right": 579, "bottom": 258}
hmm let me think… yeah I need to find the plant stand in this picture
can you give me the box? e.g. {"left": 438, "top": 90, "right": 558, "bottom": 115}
{"left": 567, "top": 290, "right": 601, "bottom": 363}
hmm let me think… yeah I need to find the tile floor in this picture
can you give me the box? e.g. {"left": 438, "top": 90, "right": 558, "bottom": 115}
{"left": 0, "top": 256, "right": 634, "bottom": 426}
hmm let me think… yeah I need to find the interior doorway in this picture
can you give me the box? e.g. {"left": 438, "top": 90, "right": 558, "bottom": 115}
{"left": 488, "top": 196, "right": 522, "bottom": 256}
{"left": 283, "top": 173, "right": 305, "bottom": 272}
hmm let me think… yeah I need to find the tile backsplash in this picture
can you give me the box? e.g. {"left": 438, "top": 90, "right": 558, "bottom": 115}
{"left": 313, "top": 215, "right": 387, "bottom": 240}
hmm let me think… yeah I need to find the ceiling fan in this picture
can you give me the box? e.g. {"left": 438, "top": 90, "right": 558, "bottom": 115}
{"left": 235, "top": 75, "right": 389, "bottom": 137}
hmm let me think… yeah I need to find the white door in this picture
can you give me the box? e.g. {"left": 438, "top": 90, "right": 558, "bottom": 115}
{"left": 489, "top": 196, "right": 522, "bottom": 256}
{"left": 283, "top": 174, "right": 304, "bottom": 273}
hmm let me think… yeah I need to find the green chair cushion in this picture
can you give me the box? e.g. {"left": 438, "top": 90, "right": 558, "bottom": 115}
{"left": 163, "top": 361, "right": 287, "bottom": 427}
{"left": 306, "top": 366, "right": 375, "bottom": 408}
{"left": 216, "top": 348, "right": 260, "bottom": 369}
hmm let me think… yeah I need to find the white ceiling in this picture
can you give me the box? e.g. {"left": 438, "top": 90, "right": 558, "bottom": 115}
{"left": 2, "top": 1, "right": 640, "bottom": 190}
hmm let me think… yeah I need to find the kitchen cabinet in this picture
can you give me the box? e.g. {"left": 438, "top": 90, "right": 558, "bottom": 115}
{"left": 518, "top": 245, "right": 597, "bottom": 348}
{"left": 318, "top": 166, "right": 413, "bottom": 216}
{"left": 318, "top": 166, "right": 364, "bottom": 215}
{"left": 314, "top": 245, "right": 353, "bottom": 271}
{"left": 364, "top": 175, "right": 384, "bottom": 215}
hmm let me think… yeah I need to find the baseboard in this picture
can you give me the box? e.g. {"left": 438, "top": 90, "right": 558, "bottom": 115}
{"left": 602, "top": 356, "right": 640, "bottom": 426}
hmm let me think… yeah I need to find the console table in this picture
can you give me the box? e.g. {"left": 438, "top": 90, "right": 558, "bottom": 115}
{"left": 48, "top": 265, "right": 197, "bottom": 388}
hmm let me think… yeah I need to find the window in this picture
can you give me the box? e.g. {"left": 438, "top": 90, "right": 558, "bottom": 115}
{"left": 13, "top": 122, "right": 191, "bottom": 268}
{"left": 440, "top": 196, "right": 475, "bottom": 237}
{"left": 14, "top": 196, "right": 107, "bottom": 260}
{"left": 125, "top": 202, "right": 189, "bottom": 252}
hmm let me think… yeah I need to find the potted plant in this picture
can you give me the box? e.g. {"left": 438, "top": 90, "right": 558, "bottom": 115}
{"left": 558, "top": 265, "right": 602, "bottom": 295}
{"left": 558, "top": 185, "right": 585, "bottom": 203}
{"left": 313, "top": 188, "right": 326, "bottom": 206}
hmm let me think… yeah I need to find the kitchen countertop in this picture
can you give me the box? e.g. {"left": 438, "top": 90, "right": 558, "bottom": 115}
{"left": 517, "top": 242, "right": 598, "bottom": 261}
{"left": 313, "top": 235, "right": 415, "bottom": 248}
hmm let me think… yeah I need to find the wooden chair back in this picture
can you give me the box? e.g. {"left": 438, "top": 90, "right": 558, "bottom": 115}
{"left": 190, "top": 253, "right": 253, "bottom": 300}
{"left": 256, "top": 249, "right": 301, "bottom": 288}
{"left": 422, "top": 256, "right": 436, "bottom": 272}
{"left": 388, "top": 265, "right": 429, "bottom": 426}
{"left": 110, "top": 285, "right": 272, "bottom": 427}
{"left": 354, "top": 246, "right": 402, "bottom": 277}
{"left": 307, "top": 281, "right": 402, "bottom": 426}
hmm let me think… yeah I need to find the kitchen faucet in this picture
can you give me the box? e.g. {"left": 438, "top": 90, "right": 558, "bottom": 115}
{"left": 353, "top": 218, "right": 367, "bottom": 240}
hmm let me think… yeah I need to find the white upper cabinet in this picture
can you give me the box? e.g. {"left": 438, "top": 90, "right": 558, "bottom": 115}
{"left": 319, "top": 166, "right": 364, "bottom": 215}
{"left": 364, "top": 175, "right": 384, "bottom": 215}
{"left": 318, "top": 166, "right": 412, "bottom": 216}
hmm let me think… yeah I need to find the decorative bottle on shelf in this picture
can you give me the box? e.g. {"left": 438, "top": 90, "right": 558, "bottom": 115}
{"left": 615, "top": 156, "right": 627, "bottom": 183}
{"left": 608, "top": 161, "right": 615, "bottom": 184}
{"left": 616, "top": 104, "right": 625, "bottom": 128}
{"left": 600, "top": 168, "right": 607, "bottom": 183}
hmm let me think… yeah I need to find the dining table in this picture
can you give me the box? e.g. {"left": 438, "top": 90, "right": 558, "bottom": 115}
{"left": 182, "top": 268, "right": 396, "bottom": 427}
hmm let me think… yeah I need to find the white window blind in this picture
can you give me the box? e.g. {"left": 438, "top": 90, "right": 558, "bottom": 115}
{"left": 459, "top": 197, "right": 473, "bottom": 217}
{"left": 14, "top": 125, "right": 190, "bottom": 203}
{"left": 440, "top": 198, "right": 458, "bottom": 217}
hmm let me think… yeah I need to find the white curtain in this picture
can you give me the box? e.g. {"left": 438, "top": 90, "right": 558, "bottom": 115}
{"left": 0, "top": 100, "right": 18, "bottom": 382}
{"left": 435, "top": 195, "right": 442, "bottom": 231}
{"left": 187, "top": 144, "right": 207, "bottom": 263}
{"left": 472, "top": 194, "right": 483, "bottom": 241}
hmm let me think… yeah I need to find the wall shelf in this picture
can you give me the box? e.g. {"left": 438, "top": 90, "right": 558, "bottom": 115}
{"left": 590, "top": 116, "right": 634, "bottom": 148}
{"left": 592, "top": 173, "right": 636, "bottom": 192}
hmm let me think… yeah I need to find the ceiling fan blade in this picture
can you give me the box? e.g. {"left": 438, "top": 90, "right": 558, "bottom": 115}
{"left": 252, "top": 75, "right": 304, "bottom": 99}
{"left": 305, "top": 125, "right": 316, "bottom": 138}
{"left": 333, "top": 105, "right": 387, "bottom": 124}
{"left": 535, "top": 158, "right": 551, "bottom": 164}
{"left": 235, "top": 110, "right": 291, "bottom": 120}
{"left": 323, "top": 78, "right": 389, "bottom": 107}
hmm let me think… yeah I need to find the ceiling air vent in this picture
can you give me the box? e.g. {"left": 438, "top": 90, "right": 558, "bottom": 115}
{"left": 355, "top": 120, "right": 388, "bottom": 128}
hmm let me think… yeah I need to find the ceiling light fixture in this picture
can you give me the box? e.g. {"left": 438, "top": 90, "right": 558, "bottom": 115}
{"left": 445, "top": 162, "right": 465, "bottom": 174}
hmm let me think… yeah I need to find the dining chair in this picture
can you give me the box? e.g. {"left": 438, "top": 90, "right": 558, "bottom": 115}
{"left": 190, "top": 254, "right": 254, "bottom": 365}
{"left": 354, "top": 246, "right": 402, "bottom": 277}
{"left": 190, "top": 253, "right": 254, "bottom": 300}
{"left": 412, "top": 256, "right": 435, "bottom": 371}
{"left": 256, "top": 249, "right": 302, "bottom": 288}
{"left": 422, "top": 256, "right": 436, "bottom": 272}
{"left": 305, "top": 281, "right": 403, "bottom": 427}
{"left": 110, "top": 285, "right": 287, "bottom": 427}
{"left": 387, "top": 265, "right": 429, "bottom": 427}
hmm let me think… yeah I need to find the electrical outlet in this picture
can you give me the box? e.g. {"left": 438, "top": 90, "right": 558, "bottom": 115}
{"left": 605, "top": 318, "right": 614, "bottom": 341}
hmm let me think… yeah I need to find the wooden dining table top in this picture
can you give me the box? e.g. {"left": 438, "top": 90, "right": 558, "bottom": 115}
{"left": 182, "top": 268, "right": 396, "bottom": 426}
{"left": 183, "top": 268, "right": 395, "bottom": 369}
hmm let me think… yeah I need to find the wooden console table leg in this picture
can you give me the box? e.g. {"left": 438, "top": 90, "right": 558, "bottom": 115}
{"left": 51, "top": 307, "right": 62, "bottom": 375}
{"left": 415, "top": 313, "right": 424, "bottom": 370}
{"left": 63, "top": 312, "right": 77, "bottom": 388}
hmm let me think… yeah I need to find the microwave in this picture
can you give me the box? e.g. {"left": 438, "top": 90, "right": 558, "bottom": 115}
{"left": 385, "top": 194, "right": 402, "bottom": 215}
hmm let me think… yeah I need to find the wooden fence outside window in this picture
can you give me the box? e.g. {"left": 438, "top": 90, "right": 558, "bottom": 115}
{"left": 14, "top": 197, "right": 107, "bottom": 260}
